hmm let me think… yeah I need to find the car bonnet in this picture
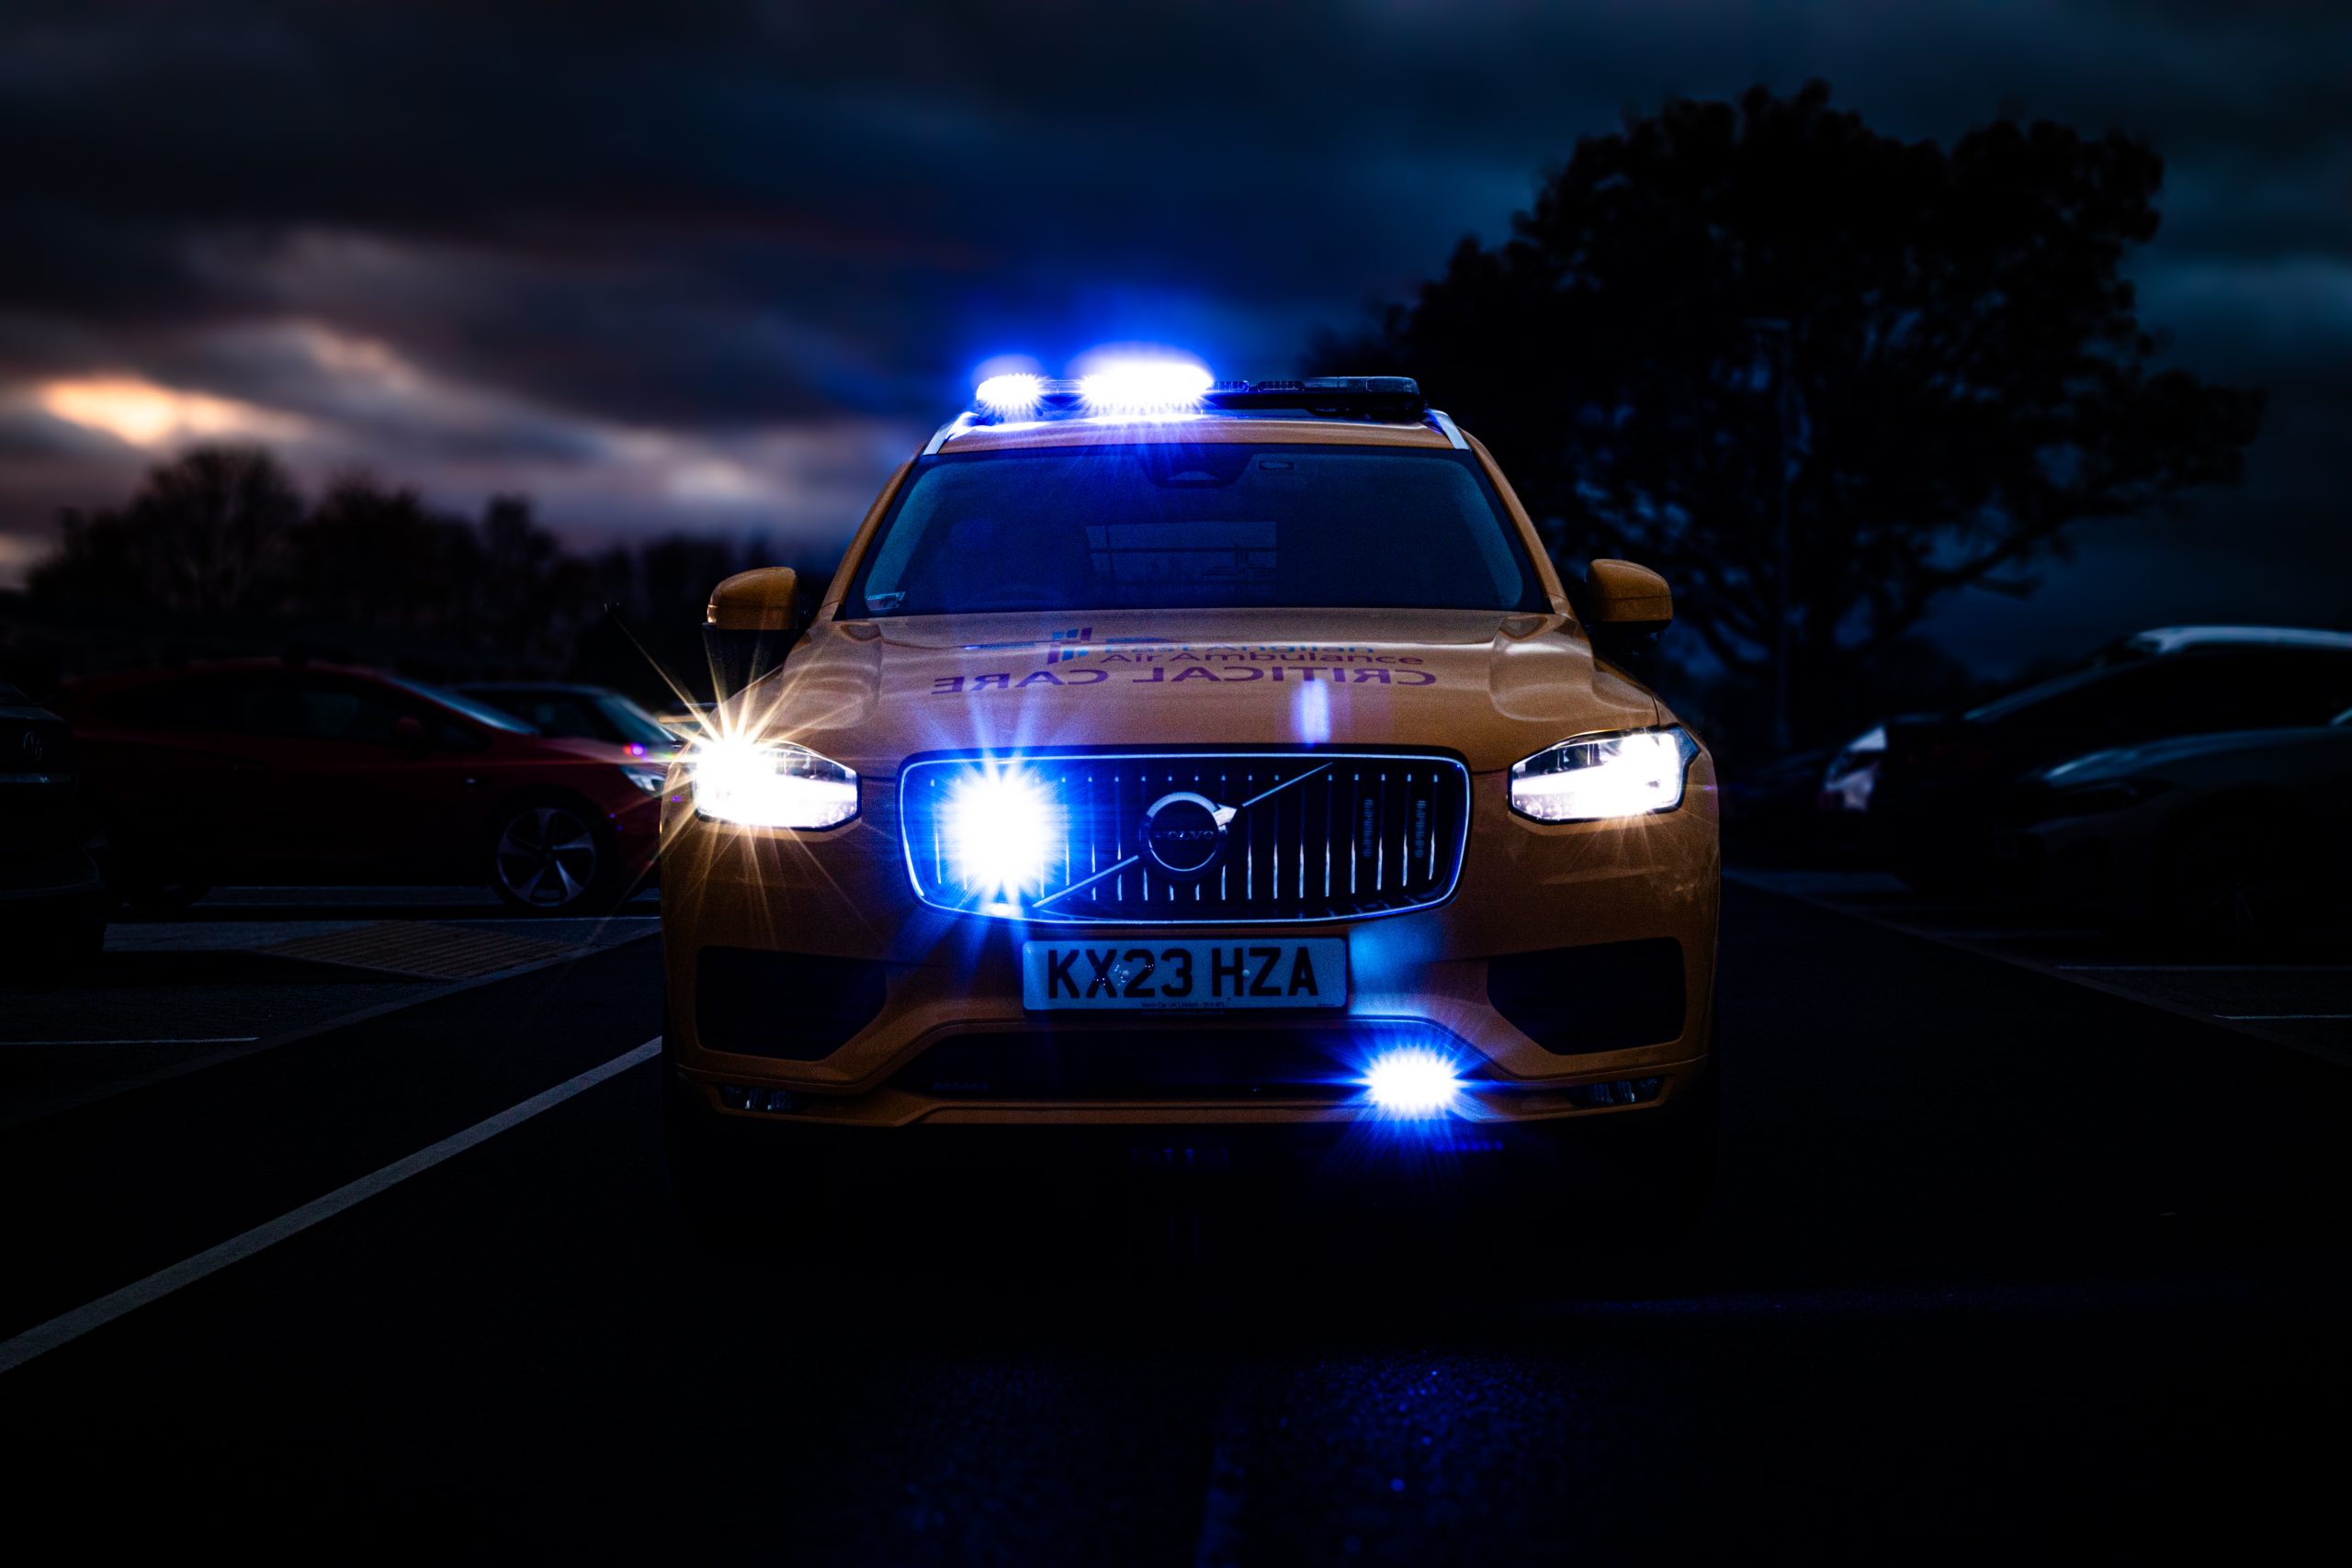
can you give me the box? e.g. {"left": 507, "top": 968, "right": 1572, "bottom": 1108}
{"left": 718, "top": 606, "right": 1662, "bottom": 776}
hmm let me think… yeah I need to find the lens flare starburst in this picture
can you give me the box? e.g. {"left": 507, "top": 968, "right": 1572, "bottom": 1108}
{"left": 1363, "top": 1047, "right": 1463, "bottom": 1117}
{"left": 944, "top": 767, "right": 1058, "bottom": 904}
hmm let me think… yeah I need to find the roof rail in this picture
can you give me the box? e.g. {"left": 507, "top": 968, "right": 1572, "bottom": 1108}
{"left": 922, "top": 412, "right": 975, "bottom": 456}
{"left": 1193, "top": 376, "right": 1426, "bottom": 421}
{"left": 2128, "top": 625, "right": 2352, "bottom": 655}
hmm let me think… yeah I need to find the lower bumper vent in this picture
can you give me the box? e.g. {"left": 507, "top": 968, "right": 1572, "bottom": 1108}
{"left": 892, "top": 1025, "right": 1470, "bottom": 1102}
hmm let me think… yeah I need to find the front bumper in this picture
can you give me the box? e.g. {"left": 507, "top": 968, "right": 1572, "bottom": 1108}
{"left": 660, "top": 764, "right": 1719, "bottom": 1127}
{"left": 0, "top": 848, "right": 107, "bottom": 913}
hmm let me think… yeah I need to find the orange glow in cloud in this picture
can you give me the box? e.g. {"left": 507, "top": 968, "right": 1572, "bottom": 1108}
{"left": 38, "top": 377, "right": 306, "bottom": 447}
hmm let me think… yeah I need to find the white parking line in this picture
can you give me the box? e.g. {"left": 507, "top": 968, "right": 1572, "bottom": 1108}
{"left": 2219, "top": 1014, "right": 2352, "bottom": 1022}
{"left": 2058, "top": 965, "right": 2352, "bottom": 974}
{"left": 1726, "top": 867, "right": 2352, "bottom": 1072}
{"left": 0, "top": 1036, "right": 662, "bottom": 1378}
{"left": 3, "top": 1036, "right": 261, "bottom": 1048}
{"left": 6, "top": 926, "right": 664, "bottom": 1131}
{"left": 1921, "top": 928, "right": 2098, "bottom": 941}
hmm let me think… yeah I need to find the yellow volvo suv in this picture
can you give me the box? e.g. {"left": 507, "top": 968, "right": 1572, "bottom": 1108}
{"left": 660, "top": 367, "right": 1720, "bottom": 1236}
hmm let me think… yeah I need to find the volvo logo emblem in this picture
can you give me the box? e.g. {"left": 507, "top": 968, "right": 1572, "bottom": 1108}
{"left": 1140, "top": 791, "right": 1233, "bottom": 877}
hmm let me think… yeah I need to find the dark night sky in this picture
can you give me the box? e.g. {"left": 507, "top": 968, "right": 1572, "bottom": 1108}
{"left": 3, "top": 1, "right": 2346, "bottom": 673}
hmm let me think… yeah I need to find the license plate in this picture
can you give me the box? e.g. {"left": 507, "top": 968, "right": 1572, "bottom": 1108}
{"left": 1021, "top": 939, "right": 1347, "bottom": 1011}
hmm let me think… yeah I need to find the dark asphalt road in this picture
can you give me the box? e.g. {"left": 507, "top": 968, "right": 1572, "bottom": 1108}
{"left": 5, "top": 883, "right": 2350, "bottom": 1562}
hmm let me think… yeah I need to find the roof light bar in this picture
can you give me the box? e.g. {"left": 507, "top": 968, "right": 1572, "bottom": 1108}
{"left": 963, "top": 371, "right": 1426, "bottom": 424}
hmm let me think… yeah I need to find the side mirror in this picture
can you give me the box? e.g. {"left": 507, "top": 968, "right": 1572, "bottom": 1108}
{"left": 1586, "top": 558, "right": 1673, "bottom": 633}
{"left": 390, "top": 714, "right": 431, "bottom": 753}
{"left": 706, "top": 567, "right": 801, "bottom": 697}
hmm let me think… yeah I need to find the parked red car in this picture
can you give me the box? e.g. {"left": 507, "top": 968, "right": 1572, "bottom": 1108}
{"left": 56, "top": 660, "right": 665, "bottom": 913}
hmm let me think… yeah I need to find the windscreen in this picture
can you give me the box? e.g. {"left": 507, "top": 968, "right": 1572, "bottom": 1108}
{"left": 473, "top": 692, "right": 605, "bottom": 740}
{"left": 847, "top": 445, "right": 1546, "bottom": 617}
{"left": 389, "top": 676, "right": 537, "bottom": 734}
{"left": 597, "top": 694, "right": 683, "bottom": 748}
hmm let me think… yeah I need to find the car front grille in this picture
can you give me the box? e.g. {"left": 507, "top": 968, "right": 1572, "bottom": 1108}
{"left": 899, "top": 750, "right": 1470, "bottom": 924}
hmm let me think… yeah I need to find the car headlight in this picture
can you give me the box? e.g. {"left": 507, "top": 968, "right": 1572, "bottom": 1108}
{"left": 689, "top": 738, "right": 859, "bottom": 829}
{"left": 619, "top": 763, "right": 669, "bottom": 795}
{"left": 1510, "top": 727, "right": 1698, "bottom": 822}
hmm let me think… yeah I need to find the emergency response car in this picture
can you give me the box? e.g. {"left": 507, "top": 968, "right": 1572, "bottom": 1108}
{"left": 660, "top": 367, "right": 1721, "bottom": 1239}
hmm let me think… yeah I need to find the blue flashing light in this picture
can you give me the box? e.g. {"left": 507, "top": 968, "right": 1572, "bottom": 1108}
{"left": 1363, "top": 1047, "right": 1463, "bottom": 1118}
{"left": 975, "top": 372, "right": 1046, "bottom": 419}
{"left": 1078, "top": 361, "right": 1212, "bottom": 417}
{"left": 943, "top": 766, "right": 1057, "bottom": 903}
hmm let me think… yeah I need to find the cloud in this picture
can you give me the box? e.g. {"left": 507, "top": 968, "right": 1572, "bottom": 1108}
{"left": 1, "top": 0, "right": 2346, "bottom": 646}
{"left": 36, "top": 375, "right": 309, "bottom": 448}
{"left": 0, "top": 313, "right": 922, "bottom": 580}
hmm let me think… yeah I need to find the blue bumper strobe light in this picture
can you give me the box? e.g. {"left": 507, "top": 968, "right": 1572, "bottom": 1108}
{"left": 1363, "top": 1047, "right": 1464, "bottom": 1118}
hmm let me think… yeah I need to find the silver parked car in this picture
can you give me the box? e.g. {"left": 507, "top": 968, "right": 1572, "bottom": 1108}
{"left": 1995, "top": 710, "right": 2352, "bottom": 946}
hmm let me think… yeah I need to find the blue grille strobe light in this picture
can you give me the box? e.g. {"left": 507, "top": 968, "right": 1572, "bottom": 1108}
{"left": 942, "top": 765, "right": 1058, "bottom": 908}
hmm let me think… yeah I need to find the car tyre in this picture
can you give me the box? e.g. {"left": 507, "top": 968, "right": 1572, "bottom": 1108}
{"left": 0, "top": 900, "right": 106, "bottom": 988}
{"left": 1518, "top": 1021, "right": 1720, "bottom": 1257}
{"left": 118, "top": 878, "right": 212, "bottom": 914}
{"left": 662, "top": 1069, "right": 839, "bottom": 1255}
{"left": 2148, "top": 808, "right": 2316, "bottom": 953}
{"left": 1604, "top": 1050, "right": 1720, "bottom": 1245}
{"left": 664, "top": 1069, "right": 758, "bottom": 1250}
{"left": 488, "top": 797, "right": 620, "bottom": 914}
{"left": 84, "top": 804, "right": 209, "bottom": 914}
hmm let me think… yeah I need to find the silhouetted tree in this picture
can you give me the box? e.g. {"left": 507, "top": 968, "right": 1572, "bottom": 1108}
{"left": 595, "top": 534, "right": 757, "bottom": 702}
{"left": 27, "top": 445, "right": 808, "bottom": 705}
{"left": 1326, "top": 82, "right": 2265, "bottom": 742}
{"left": 284, "top": 479, "right": 597, "bottom": 665}
{"left": 287, "top": 471, "right": 477, "bottom": 631}
{"left": 32, "top": 445, "right": 303, "bottom": 614}
{"left": 472, "top": 494, "right": 602, "bottom": 669}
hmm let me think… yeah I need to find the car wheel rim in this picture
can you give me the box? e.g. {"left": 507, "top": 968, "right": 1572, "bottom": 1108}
{"left": 495, "top": 807, "right": 598, "bottom": 907}
{"left": 2170, "top": 822, "right": 2290, "bottom": 936}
